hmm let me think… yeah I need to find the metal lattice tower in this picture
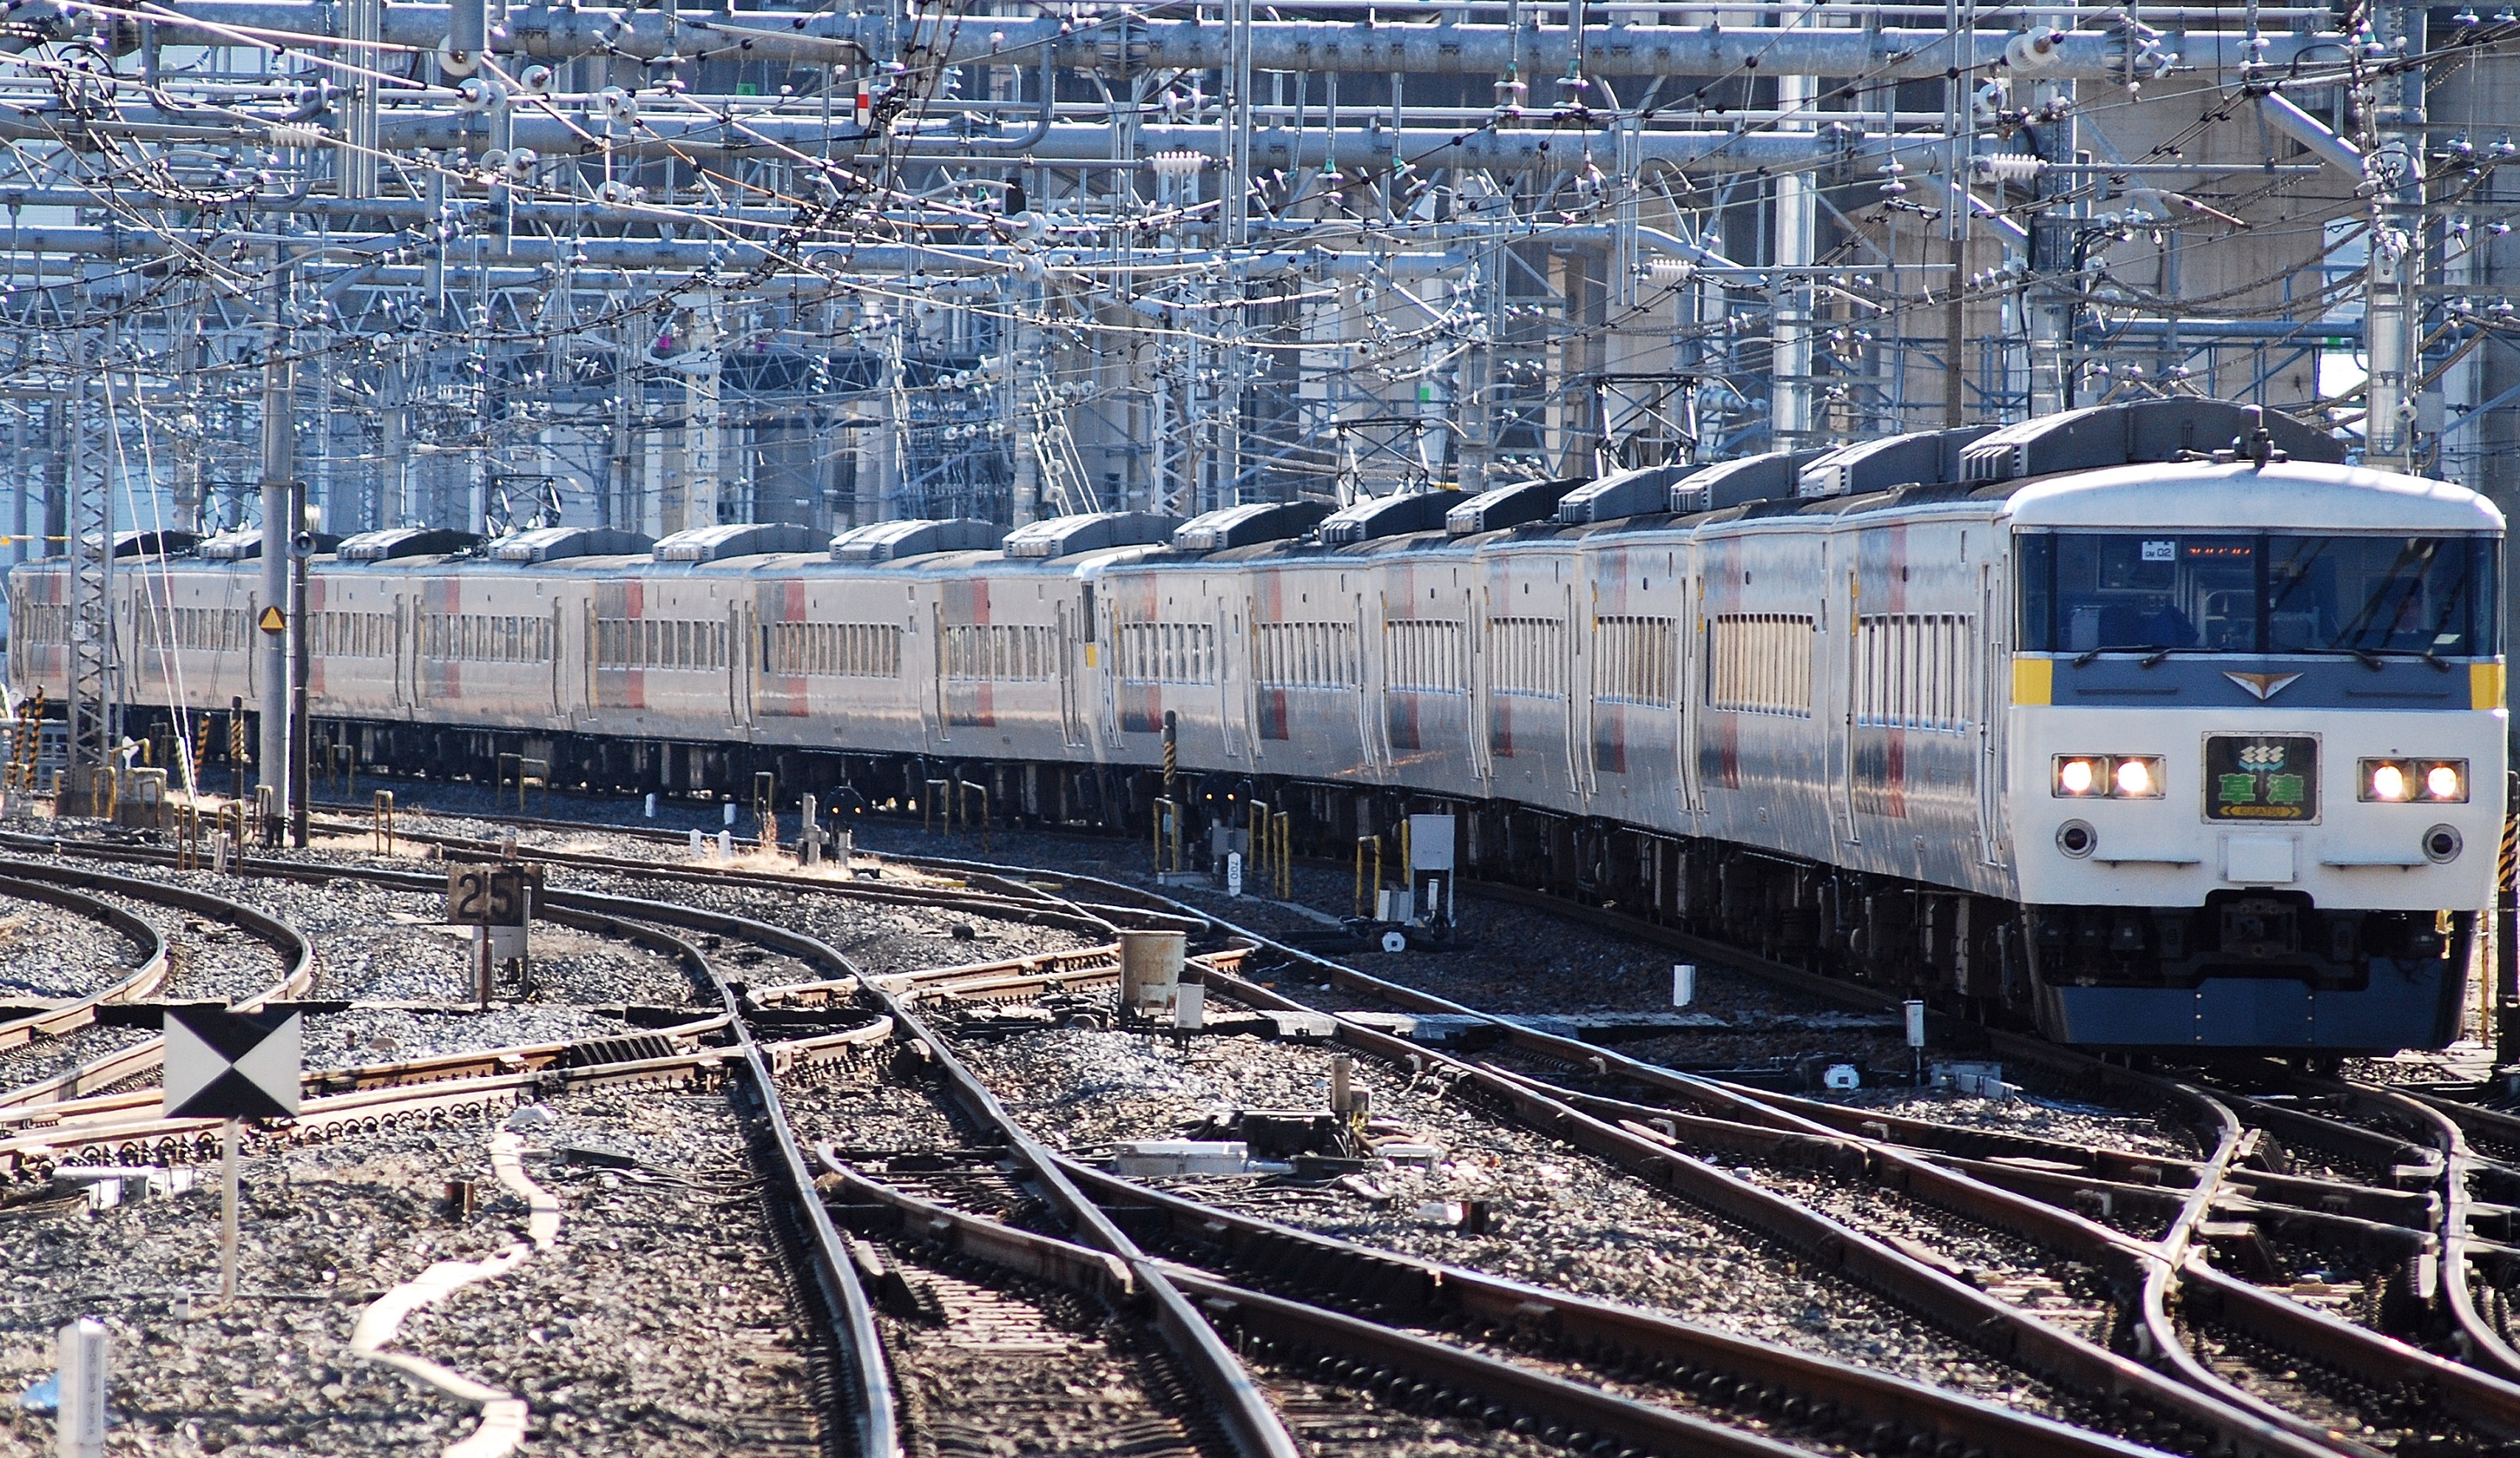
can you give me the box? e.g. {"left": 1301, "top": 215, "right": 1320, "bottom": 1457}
{"left": 63, "top": 325, "right": 117, "bottom": 785}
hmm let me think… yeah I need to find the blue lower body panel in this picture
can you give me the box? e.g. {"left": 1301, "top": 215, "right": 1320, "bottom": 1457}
{"left": 2034, "top": 958, "right": 2463, "bottom": 1050}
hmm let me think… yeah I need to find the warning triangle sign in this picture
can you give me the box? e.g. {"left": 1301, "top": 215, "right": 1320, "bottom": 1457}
{"left": 258, "top": 606, "right": 286, "bottom": 634}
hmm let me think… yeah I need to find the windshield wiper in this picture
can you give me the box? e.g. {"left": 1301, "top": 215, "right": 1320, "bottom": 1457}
{"left": 2072, "top": 644, "right": 2198, "bottom": 668}
{"left": 2282, "top": 646, "right": 2451, "bottom": 673}
{"left": 2281, "top": 646, "right": 2385, "bottom": 671}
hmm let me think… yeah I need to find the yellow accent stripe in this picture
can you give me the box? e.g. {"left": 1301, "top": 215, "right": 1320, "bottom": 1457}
{"left": 2473, "top": 660, "right": 2506, "bottom": 711}
{"left": 2012, "top": 657, "right": 2053, "bottom": 706}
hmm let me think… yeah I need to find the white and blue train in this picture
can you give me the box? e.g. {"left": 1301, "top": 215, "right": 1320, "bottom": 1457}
{"left": 12, "top": 398, "right": 2506, "bottom": 1053}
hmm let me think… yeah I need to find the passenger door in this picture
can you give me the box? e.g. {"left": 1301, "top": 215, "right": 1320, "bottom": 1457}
{"left": 1977, "top": 560, "right": 2009, "bottom": 866}
{"left": 1218, "top": 601, "right": 1243, "bottom": 760}
{"left": 728, "top": 602, "right": 751, "bottom": 733}
{"left": 931, "top": 600, "right": 952, "bottom": 744}
{"left": 1058, "top": 600, "right": 1088, "bottom": 747}
{"left": 1563, "top": 584, "right": 1588, "bottom": 801}
{"left": 1468, "top": 586, "right": 1494, "bottom": 783}
{"left": 391, "top": 595, "right": 410, "bottom": 710}
{"left": 1359, "top": 598, "right": 1386, "bottom": 778}
{"left": 1834, "top": 546, "right": 1862, "bottom": 847}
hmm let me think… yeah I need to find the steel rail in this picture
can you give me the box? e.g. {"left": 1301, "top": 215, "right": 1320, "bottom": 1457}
{"left": 391, "top": 827, "right": 2482, "bottom": 1380}
{"left": 545, "top": 887, "right": 1303, "bottom": 1458}
{"left": 2279, "top": 1075, "right": 2520, "bottom": 1384}
{"left": 0, "top": 871, "right": 168, "bottom": 1050}
{"left": 0, "top": 857, "right": 314, "bottom": 1109}
{"left": 641, "top": 913, "right": 903, "bottom": 1458}
{"left": 341, "top": 819, "right": 1114, "bottom": 936}
{"left": 0, "top": 1035, "right": 789, "bottom": 1171}
{"left": 306, "top": 810, "right": 2520, "bottom": 1429}
{"left": 0, "top": 857, "right": 908, "bottom": 1454}
{"left": 1036, "top": 1149, "right": 2177, "bottom": 1458}
{"left": 142, "top": 816, "right": 2516, "bottom": 1446}
{"left": 1195, "top": 930, "right": 2520, "bottom": 1447}
{"left": 820, "top": 1148, "right": 2000, "bottom": 1458}
{"left": 0, "top": 1012, "right": 740, "bottom": 1130}
{"left": 883, "top": 854, "right": 2520, "bottom": 1456}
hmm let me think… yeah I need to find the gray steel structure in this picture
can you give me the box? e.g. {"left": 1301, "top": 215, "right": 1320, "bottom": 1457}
{"left": 0, "top": 0, "right": 2491, "bottom": 798}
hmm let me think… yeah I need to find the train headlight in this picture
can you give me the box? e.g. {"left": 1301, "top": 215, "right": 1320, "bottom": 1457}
{"left": 2053, "top": 755, "right": 2163, "bottom": 798}
{"left": 2359, "top": 758, "right": 2468, "bottom": 803}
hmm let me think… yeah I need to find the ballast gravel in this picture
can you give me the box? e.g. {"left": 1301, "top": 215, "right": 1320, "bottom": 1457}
{"left": 0, "top": 893, "right": 143, "bottom": 1001}
{"left": 944, "top": 1016, "right": 2073, "bottom": 1419}
{"left": 302, "top": 1005, "right": 644, "bottom": 1069}
{"left": 1809, "top": 1086, "right": 2202, "bottom": 1164}
{"left": 0, "top": 1023, "right": 158, "bottom": 1095}
{"left": 0, "top": 1083, "right": 821, "bottom": 1458}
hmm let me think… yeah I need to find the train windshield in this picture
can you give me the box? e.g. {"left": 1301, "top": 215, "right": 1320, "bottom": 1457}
{"left": 2018, "top": 532, "right": 2501, "bottom": 657}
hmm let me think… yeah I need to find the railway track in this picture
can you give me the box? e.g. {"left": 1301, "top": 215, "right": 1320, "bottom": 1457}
{"left": 0, "top": 859, "right": 313, "bottom": 1108}
{"left": 865, "top": 835, "right": 2520, "bottom": 1458}
{"left": 27, "top": 804, "right": 2520, "bottom": 1458}
{"left": 350, "top": 816, "right": 2419, "bottom": 1450}
{"left": 0, "top": 850, "right": 902, "bottom": 1456}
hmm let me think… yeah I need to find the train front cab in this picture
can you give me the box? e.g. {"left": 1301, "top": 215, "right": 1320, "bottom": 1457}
{"left": 2003, "top": 464, "right": 2506, "bottom": 1053}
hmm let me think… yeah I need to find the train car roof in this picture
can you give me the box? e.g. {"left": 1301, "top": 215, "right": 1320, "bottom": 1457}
{"left": 2003, "top": 459, "right": 2503, "bottom": 533}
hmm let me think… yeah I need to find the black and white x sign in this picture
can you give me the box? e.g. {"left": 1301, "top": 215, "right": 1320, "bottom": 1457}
{"left": 162, "top": 1006, "right": 302, "bottom": 1121}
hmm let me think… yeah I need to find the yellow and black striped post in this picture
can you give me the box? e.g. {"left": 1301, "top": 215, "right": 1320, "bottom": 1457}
{"left": 228, "top": 694, "right": 248, "bottom": 805}
{"left": 7, "top": 689, "right": 46, "bottom": 797}
{"left": 1161, "top": 709, "right": 1178, "bottom": 797}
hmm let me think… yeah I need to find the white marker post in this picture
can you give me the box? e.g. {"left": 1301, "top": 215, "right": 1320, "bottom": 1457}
{"left": 1225, "top": 851, "right": 1243, "bottom": 899}
{"left": 644, "top": 792, "right": 657, "bottom": 820}
{"left": 1904, "top": 998, "right": 1928, "bottom": 1086}
{"left": 723, "top": 801, "right": 737, "bottom": 827}
{"left": 220, "top": 1118, "right": 240, "bottom": 1301}
{"left": 55, "top": 1317, "right": 106, "bottom": 1458}
{"left": 1672, "top": 964, "right": 1696, "bottom": 1008}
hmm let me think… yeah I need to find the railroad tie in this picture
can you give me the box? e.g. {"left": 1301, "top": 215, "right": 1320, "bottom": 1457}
{"left": 555, "top": 1032, "right": 679, "bottom": 1070}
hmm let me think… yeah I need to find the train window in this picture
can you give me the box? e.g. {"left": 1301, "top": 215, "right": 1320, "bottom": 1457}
{"left": 2266, "top": 535, "right": 2500, "bottom": 657}
{"left": 1490, "top": 617, "right": 1567, "bottom": 698}
{"left": 1706, "top": 614, "right": 1814, "bottom": 717}
{"left": 1593, "top": 617, "right": 1676, "bottom": 707}
{"left": 1387, "top": 618, "right": 1468, "bottom": 694}
{"left": 2020, "top": 531, "right": 2502, "bottom": 657}
{"left": 1855, "top": 615, "right": 1972, "bottom": 731}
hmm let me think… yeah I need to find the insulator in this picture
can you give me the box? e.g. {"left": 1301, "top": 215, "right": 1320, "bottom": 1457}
{"left": 1971, "top": 154, "right": 2043, "bottom": 185}
{"left": 2006, "top": 24, "right": 2067, "bottom": 72}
